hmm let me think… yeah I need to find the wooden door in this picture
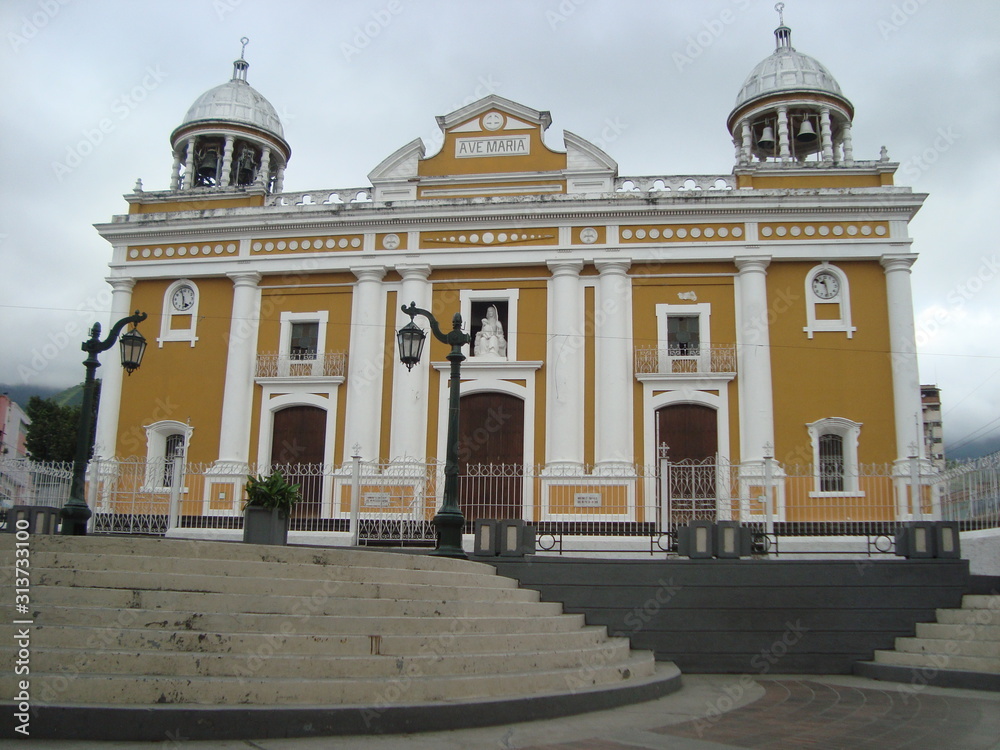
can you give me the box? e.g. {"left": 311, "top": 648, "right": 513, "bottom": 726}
{"left": 657, "top": 404, "right": 718, "bottom": 522}
{"left": 270, "top": 405, "right": 326, "bottom": 518}
{"left": 457, "top": 392, "right": 524, "bottom": 523}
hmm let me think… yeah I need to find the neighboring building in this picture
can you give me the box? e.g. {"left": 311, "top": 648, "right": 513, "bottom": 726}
{"left": 0, "top": 394, "right": 31, "bottom": 508}
{"left": 0, "top": 394, "right": 30, "bottom": 460}
{"left": 92, "top": 13, "right": 928, "bottom": 525}
{"left": 921, "top": 385, "right": 945, "bottom": 470}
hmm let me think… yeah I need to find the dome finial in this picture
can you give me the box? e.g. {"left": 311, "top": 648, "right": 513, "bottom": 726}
{"left": 774, "top": 2, "right": 792, "bottom": 50}
{"left": 232, "top": 37, "right": 250, "bottom": 82}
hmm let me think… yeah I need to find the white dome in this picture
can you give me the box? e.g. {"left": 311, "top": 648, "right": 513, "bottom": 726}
{"left": 180, "top": 78, "right": 284, "bottom": 139}
{"left": 735, "top": 45, "right": 844, "bottom": 110}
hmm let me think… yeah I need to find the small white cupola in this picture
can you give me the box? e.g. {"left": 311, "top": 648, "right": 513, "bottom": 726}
{"left": 168, "top": 38, "right": 291, "bottom": 193}
{"left": 727, "top": 3, "right": 855, "bottom": 167}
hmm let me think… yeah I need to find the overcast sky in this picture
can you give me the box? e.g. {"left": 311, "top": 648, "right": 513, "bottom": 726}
{"left": 1, "top": 0, "right": 998, "bottom": 458}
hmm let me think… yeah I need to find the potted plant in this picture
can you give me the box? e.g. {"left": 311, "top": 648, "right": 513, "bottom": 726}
{"left": 242, "top": 470, "right": 301, "bottom": 545}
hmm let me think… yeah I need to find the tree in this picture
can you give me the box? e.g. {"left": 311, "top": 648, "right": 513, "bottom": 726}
{"left": 24, "top": 382, "right": 100, "bottom": 463}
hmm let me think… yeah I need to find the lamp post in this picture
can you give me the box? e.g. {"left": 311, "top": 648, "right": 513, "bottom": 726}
{"left": 61, "top": 310, "right": 148, "bottom": 535}
{"left": 397, "top": 301, "right": 469, "bottom": 559}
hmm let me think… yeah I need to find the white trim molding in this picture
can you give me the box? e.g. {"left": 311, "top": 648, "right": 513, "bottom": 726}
{"left": 803, "top": 263, "right": 856, "bottom": 339}
{"left": 806, "top": 416, "right": 864, "bottom": 497}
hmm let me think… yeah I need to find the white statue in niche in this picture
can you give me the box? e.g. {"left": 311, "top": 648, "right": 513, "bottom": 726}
{"left": 474, "top": 305, "right": 507, "bottom": 359}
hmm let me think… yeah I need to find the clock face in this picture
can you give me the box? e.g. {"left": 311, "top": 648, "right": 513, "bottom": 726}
{"left": 811, "top": 272, "right": 840, "bottom": 300}
{"left": 171, "top": 285, "right": 195, "bottom": 311}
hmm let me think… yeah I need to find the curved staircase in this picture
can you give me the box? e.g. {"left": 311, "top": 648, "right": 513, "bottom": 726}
{"left": 0, "top": 535, "right": 679, "bottom": 740}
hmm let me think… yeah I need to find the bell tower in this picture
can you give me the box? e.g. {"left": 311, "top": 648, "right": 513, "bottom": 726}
{"left": 168, "top": 38, "right": 291, "bottom": 193}
{"left": 728, "top": 3, "right": 855, "bottom": 167}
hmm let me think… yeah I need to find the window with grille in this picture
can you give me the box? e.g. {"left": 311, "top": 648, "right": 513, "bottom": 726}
{"left": 289, "top": 322, "right": 319, "bottom": 360}
{"left": 818, "top": 433, "right": 845, "bottom": 492}
{"left": 163, "top": 434, "right": 185, "bottom": 487}
{"left": 668, "top": 316, "right": 700, "bottom": 356}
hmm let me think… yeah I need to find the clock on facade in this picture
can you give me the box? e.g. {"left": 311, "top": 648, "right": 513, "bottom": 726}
{"left": 811, "top": 271, "right": 840, "bottom": 299}
{"left": 171, "top": 285, "right": 195, "bottom": 311}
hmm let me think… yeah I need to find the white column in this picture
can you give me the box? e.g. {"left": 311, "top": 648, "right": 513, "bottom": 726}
{"left": 545, "top": 259, "right": 585, "bottom": 471}
{"left": 594, "top": 259, "right": 634, "bottom": 470}
{"left": 216, "top": 271, "right": 262, "bottom": 467}
{"left": 169, "top": 151, "right": 181, "bottom": 191}
{"left": 819, "top": 107, "right": 834, "bottom": 164}
{"left": 343, "top": 266, "right": 387, "bottom": 462}
{"left": 777, "top": 106, "right": 791, "bottom": 162}
{"left": 881, "top": 254, "right": 924, "bottom": 464}
{"left": 740, "top": 120, "right": 752, "bottom": 165}
{"left": 389, "top": 264, "right": 432, "bottom": 462}
{"left": 841, "top": 122, "right": 854, "bottom": 165}
{"left": 274, "top": 165, "right": 285, "bottom": 194}
{"left": 93, "top": 278, "right": 135, "bottom": 459}
{"left": 735, "top": 256, "right": 775, "bottom": 463}
{"left": 182, "top": 137, "right": 196, "bottom": 190}
{"left": 256, "top": 146, "right": 271, "bottom": 189}
{"left": 220, "top": 135, "right": 236, "bottom": 187}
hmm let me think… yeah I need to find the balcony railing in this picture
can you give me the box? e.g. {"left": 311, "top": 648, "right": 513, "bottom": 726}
{"left": 634, "top": 345, "right": 737, "bottom": 376}
{"left": 255, "top": 352, "right": 347, "bottom": 378}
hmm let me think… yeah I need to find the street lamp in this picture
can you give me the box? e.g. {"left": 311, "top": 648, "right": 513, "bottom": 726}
{"left": 397, "top": 301, "right": 470, "bottom": 559}
{"left": 61, "top": 310, "right": 148, "bottom": 535}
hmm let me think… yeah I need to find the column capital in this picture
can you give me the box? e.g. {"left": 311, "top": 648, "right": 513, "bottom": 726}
{"left": 105, "top": 277, "right": 136, "bottom": 292}
{"left": 352, "top": 265, "right": 387, "bottom": 283}
{"left": 880, "top": 254, "right": 917, "bottom": 274}
{"left": 395, "top": 263, "right": 431, "bottom": 281}
{"left": 594, "top": 257, "right": 632, "bottom": 275}
{"left": 227, "top": 271, "right": 261, "bottom": 287}
{"left": 735, "top": 255, "right": 771, "bottom": 274}
{"left": 547, "top": 258, "right": 584, "bottom": 277}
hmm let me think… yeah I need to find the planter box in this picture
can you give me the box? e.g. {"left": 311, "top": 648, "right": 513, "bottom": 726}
{"left": 243, "top": 506, "right": 289, "bottom": 545}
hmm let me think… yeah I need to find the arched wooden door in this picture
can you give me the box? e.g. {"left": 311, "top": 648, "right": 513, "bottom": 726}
{"left": 270, "top": 405, "right": 326, "bottom": 518}
{"left": 656, "top": 403, "right": 718, "bottom": 524}
{"left": 457, "top": 392, "right": 524, "bottom": 524}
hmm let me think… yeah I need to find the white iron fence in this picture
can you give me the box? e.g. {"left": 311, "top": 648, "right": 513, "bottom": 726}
{"left": 4, "top": 452, "right": 998, "bottom": 553}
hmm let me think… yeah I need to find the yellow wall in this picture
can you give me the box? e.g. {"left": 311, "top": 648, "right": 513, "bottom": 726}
{"left": 116, "top": 278, "right": 233, "bottom": 462}
{"left": 766, "top": 261, "right": 897, "bottom": 465}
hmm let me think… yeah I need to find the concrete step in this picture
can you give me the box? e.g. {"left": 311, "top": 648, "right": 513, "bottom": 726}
{"left": 872, "top": 649, "right": 1000, "bottom": 674}
{"left": 29, "top": 585, "right": 564, "bottom": 618}
{"left": 0, "top": 653, "right": 656, "bottom": 705}
{"left": 962, "top": 595, "right": 1000, "bottom": 609}
{"left": 19, "top": 604, "right": 589, "bottom": 635}
{"left": 11, "top": 639, "right": 635, "bottom": 680}
{"left": 34, "top": 567, "right": 538, "bottom": 603}
{"left": 916, "top": 622, "right": 1000, "bottom": 641}
{"left": 1, "top": 623, "right": 613, "bottom": 656}
{"left": 0, "top": 533, "right": 489, "bottom": 575}
{"left": 894, "top": 636, "right": 1000, "bottom": 659}
{"left": 935, "top": 607, "right": 1000, "bottom": 627}
{"left": 20, "top": 550, "right": 517, "bottom": 589}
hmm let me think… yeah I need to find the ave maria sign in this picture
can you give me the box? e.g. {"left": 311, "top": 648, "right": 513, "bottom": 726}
{"left": 455, "top": 135, "right": 530, "bottom": 158}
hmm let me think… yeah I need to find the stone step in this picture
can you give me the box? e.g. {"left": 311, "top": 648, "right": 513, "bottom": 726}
{"left": 935, "top": 608, "right": 1000, "bottom": 627}
{"left": 21, "top": 604, "right": 589, "bottom": 635}
{"left": 29, "top": 585, "right": 564, "bottom": 618}
{"left": 872, "top": 649, "right": 1000, "bottom": 674}
{"left": 3, "top": 623, "right": 612, "bottom": 656}
{"left": 0, "top": 534, "right": 489, "bottom": 575}
{"left": 962, "top": 595, "right": 1000, "bottom": 609}
{"left": 34, "top": 568, "right": 538, "bottom": 603}
{"left": 894, "top": 636, "right": 1000, "bottom": 659}
{"left": 0, "top": 653, "right": 656, "bottom": 705}
{"left": 19, "top": 550, "right": 516, "bottom": 590}
{"left": 916, "top": 622, "right": 1000, "bottom": 641}
{"left": 10, "top": 639, "right": 634, "bottom": 680}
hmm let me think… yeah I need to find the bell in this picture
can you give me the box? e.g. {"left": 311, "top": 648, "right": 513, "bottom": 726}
{"left": 796, "top": 119, "right": 818, "bottom": 143}
{"left": 757, "top": 126, "right": 775, "bottom": 151}
{"left": 195, "top": 150, "right": 219, "bottom": 186}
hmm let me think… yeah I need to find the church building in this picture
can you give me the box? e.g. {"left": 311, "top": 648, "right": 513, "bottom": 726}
{"left": 91, "top": 14, "right": 927, "bottom": 530}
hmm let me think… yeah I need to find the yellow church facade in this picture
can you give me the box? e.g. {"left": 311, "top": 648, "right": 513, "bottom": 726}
{"left": 91, "top": 17, "right": 928, "bottom": 533}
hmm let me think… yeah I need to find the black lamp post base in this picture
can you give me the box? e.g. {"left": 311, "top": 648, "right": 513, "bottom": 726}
{"left": 431, "top": 510, "right": 467, "bottom": 559}
{"left": 60, "top": 499, "right": 93, "bottom": 536}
